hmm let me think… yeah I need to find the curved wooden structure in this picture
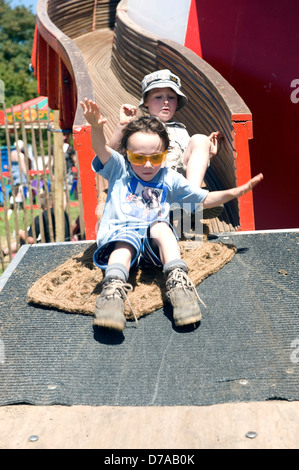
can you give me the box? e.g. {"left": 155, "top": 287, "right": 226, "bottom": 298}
{"left": 31, "top": 0, "right": 254, "bottom": 239}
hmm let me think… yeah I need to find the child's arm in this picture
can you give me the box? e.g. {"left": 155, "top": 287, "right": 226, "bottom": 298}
{"left": 80, "top": 99, "right": 112, "bottom": 165}
{"left": 203, "top": 173, "right": 263, "bottom": 208}
{"left": 107, "top": 104, "right": 138, "bottom": 150}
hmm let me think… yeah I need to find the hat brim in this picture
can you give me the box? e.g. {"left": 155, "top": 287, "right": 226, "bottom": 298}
{"left": 139, "top": 82, "right": 188, "bottom": 112}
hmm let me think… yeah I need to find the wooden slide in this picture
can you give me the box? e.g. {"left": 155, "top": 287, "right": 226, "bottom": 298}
{"left": 31, "top": 0, "right": 254, "bottom": 239}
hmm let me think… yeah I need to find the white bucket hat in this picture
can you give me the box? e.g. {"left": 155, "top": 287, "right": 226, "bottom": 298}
{"left": 139, "top": 69, "right": 188, "bottom": 111}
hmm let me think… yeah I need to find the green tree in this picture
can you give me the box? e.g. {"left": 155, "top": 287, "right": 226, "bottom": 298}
{"left": 0, "top": 0, "right": 37, "bottom": 106}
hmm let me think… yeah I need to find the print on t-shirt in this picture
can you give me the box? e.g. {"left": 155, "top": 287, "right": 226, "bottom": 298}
{"left": 121, "top": 176, "right": 168, "bottom": 222}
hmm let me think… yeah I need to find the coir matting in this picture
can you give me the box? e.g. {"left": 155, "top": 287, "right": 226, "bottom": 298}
{"left": 0, "top": 230, "right": 298, "bottom": 407}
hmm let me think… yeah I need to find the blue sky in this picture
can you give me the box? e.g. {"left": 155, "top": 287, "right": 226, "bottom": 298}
{"left": 8, "top": 0, "right": 38, "bottom": 14}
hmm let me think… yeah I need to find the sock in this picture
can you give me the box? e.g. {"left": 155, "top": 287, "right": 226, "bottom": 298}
{"left": 105, "top": 263, "right": 129, "bottom": 282}
{"left": 163, "top": 259, "right": 188, "bottom": 275}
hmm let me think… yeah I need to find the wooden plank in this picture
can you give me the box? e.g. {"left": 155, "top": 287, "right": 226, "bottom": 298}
{"left": 0, "top": 402, "right": 298, "bottom": 449}
{"left": 53, "top": 111, "right": 65, "bottom": 242}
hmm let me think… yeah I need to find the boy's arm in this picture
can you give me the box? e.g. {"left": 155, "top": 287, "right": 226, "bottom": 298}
{"left": 80, "top": 99, "right": 112, "bottom": 165}
{"left": 107, "top": 104, "right": 138, "bottom": 150}
{"left": 203, "top": 173, "right": 263, "bottom": 207}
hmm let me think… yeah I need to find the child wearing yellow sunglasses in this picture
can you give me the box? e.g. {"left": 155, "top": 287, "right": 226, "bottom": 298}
{"left": 80, "top": 98, "right": 263, "bottom": 332}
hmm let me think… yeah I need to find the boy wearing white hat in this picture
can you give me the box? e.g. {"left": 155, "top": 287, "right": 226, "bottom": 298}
{"left": 109, "top": 69, "right": 222, "bottom": 194}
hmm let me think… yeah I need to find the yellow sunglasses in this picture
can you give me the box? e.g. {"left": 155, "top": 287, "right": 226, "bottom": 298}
{"left": 126, "top": 150, "right": 167, "bottom": 166}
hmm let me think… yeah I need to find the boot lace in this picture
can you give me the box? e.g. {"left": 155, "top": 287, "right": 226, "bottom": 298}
{"left": 166, "top": 268, "right": 206, "bottom": 307}
{"left": 102, "top": 278, "right": 138, "bottom": 325}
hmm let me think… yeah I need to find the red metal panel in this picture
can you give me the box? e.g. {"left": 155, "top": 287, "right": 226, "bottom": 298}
{"left": 184, "top": 0, "right": 202, "bottom": 57}
{"left": 72, "top": 126, "right": 98, "bottom": 240}
{"left": 47, "top": 45, "right": 60, "bottom": 111}
{"left": 36, "top": 31, "right": 48, "bottom": 97}
{"left": 191, "top": 0, "right": 299, "bottom": 230}
{"left": 59, "top": 60, "right": 76, "bottom": 130}
{"left": 233, "top": 119, "right": 255, "bottom": 231}
{"left": 31, "top": 26, "right": 38, "bottom": 72}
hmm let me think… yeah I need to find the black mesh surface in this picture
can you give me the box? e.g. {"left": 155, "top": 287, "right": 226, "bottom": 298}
{"left": 0, "top": 231, "right": 298, "bottom": 406}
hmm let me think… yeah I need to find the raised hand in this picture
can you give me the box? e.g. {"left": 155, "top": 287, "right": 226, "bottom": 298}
{"left": 80, "top": 98, "right": 107, "bottom": 128}
{"left": 119, "top": 104, "right": 138, "bottom": 126}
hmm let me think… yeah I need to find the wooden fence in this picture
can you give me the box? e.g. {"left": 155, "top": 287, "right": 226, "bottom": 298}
{"left": 0, "top": 103, "right": 85, "bottom": 272}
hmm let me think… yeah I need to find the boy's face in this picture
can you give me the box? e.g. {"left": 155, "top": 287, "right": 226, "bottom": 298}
{"left": 127, "top": 132, "right": 166, "bottom": 182}
{"left": 144, "top": 87, "right": 178, "bottom": 122}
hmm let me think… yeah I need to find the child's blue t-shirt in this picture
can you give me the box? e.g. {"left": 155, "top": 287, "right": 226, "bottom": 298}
{"left": 92, "top": 150, "right": 208, "bottom": 246}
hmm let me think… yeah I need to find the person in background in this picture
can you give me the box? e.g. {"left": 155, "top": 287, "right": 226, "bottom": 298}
{"left": 63, "top": 134, "right": 77, "bottom": 192}
{"left": 7, "top": 140, "right": 27, "bottom": 212}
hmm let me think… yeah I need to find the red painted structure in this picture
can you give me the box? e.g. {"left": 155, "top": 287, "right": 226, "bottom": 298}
{"left": 185, "top": 0, "right": 299, "bottom": 230}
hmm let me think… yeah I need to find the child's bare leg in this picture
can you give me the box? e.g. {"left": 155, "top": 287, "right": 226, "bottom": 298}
{"left": 107, "top": 241, "right": 135, "bottom": 273}
{"left": 184, "top": 132, "right": 222, "bottom": 188}
{"left": 149, "top": 221, "right": 180, "bottom": 264}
